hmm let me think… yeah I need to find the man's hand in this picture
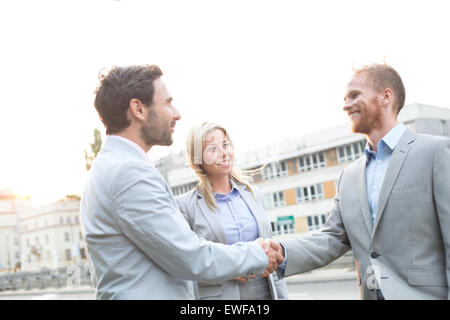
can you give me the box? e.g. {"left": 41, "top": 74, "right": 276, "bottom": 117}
{"left": 255, "top": 238, "right": 284, "bottom": 277}
{"left": 234, "top": 275, "right": 256, "bottom": 282}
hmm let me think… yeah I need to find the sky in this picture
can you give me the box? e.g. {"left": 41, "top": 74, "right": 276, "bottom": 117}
{"left": 1, "top": 0, "right": 449, "bottom": 206}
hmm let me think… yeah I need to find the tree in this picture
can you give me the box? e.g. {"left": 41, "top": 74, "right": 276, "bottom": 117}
{"left": 84, "top": 128, "right": 102, "bottom": 170}
{"left": 60, "top": 194, "right": 81, "bottom": 201}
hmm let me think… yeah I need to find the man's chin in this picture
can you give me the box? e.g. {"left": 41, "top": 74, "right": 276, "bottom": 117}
{"left": 351, "top": 121, "right": 369, "bottom": 134}
{"left": 159, "top": 137, "right": 174, "bottom": 146}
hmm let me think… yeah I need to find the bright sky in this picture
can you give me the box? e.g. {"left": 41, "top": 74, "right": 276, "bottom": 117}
{"left": 1, "top": 0, "right": 449, "bottom": 206}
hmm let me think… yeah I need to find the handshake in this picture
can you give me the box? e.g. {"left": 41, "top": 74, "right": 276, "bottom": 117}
{"left": 235, "top": 238, "right": 285, "bottom": 282}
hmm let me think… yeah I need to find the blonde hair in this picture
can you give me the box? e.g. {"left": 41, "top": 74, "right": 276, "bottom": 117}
{"left": 186, "top": 122, "right": 261, "bottom": 211}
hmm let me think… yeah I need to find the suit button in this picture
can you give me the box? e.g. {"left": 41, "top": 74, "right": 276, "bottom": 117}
{"left": 370, "top": 252, "right": 380, "bottom": 259}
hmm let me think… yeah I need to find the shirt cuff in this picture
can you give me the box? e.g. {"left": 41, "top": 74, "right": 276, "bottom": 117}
{"left": 277, "top": 242, "right": 287, "bottom": 277}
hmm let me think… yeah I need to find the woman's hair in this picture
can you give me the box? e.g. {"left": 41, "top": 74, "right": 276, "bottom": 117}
{"left": 186, "top": 122, "right": 262, "bottom": 211}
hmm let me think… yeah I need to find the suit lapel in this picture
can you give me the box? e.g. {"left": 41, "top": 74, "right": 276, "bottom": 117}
{"left": 237, "top": 185, "right": 269, "bottom": 238}
{"left": 372, "top": 129, "right": 416, "bottom": 235}
{"left": 356, "top": 157, "right": 373, "bottom": 236}
{"left": 196, "top": 196, "right": 228, "bottom": 244}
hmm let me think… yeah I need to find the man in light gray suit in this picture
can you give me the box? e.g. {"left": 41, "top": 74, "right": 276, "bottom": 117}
{"left": 80, "top": 65, "right": 283, "bottom": 299}
{"left": 275, "top": 63, "right": 450, "bottom": 300}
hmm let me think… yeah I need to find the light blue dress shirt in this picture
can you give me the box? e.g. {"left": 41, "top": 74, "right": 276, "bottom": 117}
{"left": 214, "top": 180, "right": 259, "bottom": 244}
{"left": 365, "top": 123, "right": 406, "bottom": 226}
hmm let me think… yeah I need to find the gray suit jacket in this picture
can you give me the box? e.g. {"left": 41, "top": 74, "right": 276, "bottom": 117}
{"left": 80, "top": 137, "right": 269, "bottom": 299}
{"left": 176, "top": 184, "right": 288, "bottom": 300}
{"left": 281, "top": 129, "right": 450, "bottom": 300}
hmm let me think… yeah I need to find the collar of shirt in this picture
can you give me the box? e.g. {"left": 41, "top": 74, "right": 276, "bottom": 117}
{"left": 107, "top": 135, "right": 154, "bottom": 166}
{"left": 213, "top": 179, "right": 241, "bottom": 202}
{"left": 364, "top": 123, "right": 406, "bottom": 164}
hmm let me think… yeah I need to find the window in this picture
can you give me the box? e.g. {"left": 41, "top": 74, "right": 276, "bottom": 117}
{"left": 296, "top": 184, "right": 324, "bottom": 202}
{"left": 270, "top": 222, "right": 276, "bottom": 236}
{"left": 263, "top": 165, "right": 274, "bottom": 180}
{"left": 273, "top": 191, "right": 285, "bottom": 207}
{"left": 65, "top": 249, "right": 71, "bottom": 261}
{"left": 441, "top": 120, "right": 448, "bottom": 136}
{"left": 298, "top": 152, "right": 326, "bottom": 172}
{"left": 64, "top": 232, "right": 70, "bottom": 242}
{"left": 80, "top": 248, "right": 87, "bottom": 260}
{"left": 75, "top": 216, "right": 79, "bottom": 224}
{"left": 67, "top": 216, "right": 71, "bottom": 224}
{"left": 307, "top": 213, "right": 329, "bottom": 231}
{"left": 305, "top": 157, "right": 311, "bottom": 171}
{"left": 310, "top": 185, "right": 316, "bottom": 199}
{"left": 262, "top": 161, "right": 288, "bottom": 180}
{"left": 15, "top": 252, "right": 20, "bottom": 259}
{"left": 60, "top": 217, "right": 64, "bottom": 225}
{"left": 337, "top": 141, "right": 365, "bottom": 163}
{"left": 79, "top": 232, "right": 83, "bottom": 241}
{"left": 263, "top": 191, "right": 285, "bottom": 209}
{"left": 318, "top": 152, "right": 325, "bottom": 165}
{"left": 270, "top": 220, "right": 295, "bottom": 236}
{"left": 46, "top": 234, "right": 49, "bottom": 244}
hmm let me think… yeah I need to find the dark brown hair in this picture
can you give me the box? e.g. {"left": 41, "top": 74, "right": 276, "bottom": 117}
{"left": 354, "top": 63, "right": 406, "bottom": 115}
{"left": 94, "top": 65, "right": 163, "bottom": 134}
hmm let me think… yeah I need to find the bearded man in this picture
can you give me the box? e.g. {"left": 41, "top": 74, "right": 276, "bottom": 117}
{"left": 275, "top": 63, "right": 450, "bottom": 300}
{"left": 80, "top": 65, "right": 283, "bottom": 299}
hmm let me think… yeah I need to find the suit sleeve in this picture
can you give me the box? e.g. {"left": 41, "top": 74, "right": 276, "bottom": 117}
{"left": 432, "top": 138, "right": 450, "bottom": 299}
{"left": 175, "top": 196, "right": 193, "bottom": 229}
{"left": 281, "top": 170, "right": 351, "bottom": 277}
{"left": 112, "top": 162, "right": 268, "bottom": 282}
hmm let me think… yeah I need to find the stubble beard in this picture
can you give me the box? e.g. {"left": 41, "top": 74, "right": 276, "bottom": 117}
{"left": 140, "top": 109, "right": 173, "bottom": 147}
{"left": 351, "top": 103, "right": 382, "bottom": 135}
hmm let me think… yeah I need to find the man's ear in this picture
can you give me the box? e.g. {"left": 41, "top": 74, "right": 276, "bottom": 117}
{"left": 380, "top": 88, "right": 394, "bottom": 110}
{"left": 129, "top": 98, "right": 146, "bottom": 121}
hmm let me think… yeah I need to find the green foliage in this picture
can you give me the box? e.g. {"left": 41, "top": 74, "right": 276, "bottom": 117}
{"left": 84, "top": 128, "right": 102, "bottom": 170}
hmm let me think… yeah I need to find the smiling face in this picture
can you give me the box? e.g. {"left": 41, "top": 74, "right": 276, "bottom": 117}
{"left": 201, "top": 128, "right": 234, "bottom": 179}
{"left": 343, "top": 72, "right": 383, "bottom": 134}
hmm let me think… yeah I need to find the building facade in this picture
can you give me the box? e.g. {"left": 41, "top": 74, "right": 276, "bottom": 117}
{"left": 17, "top": 200, "right": 87, "bottom": 271}
{"left": 157, "top": 103, "right": 450, "bottom": 240}
{"left": 0, "top": 190, "right": 30, "bottom": 272}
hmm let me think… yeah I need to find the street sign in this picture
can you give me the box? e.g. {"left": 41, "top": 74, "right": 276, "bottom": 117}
{"left": 277, "top": 216, "right": 294, "bottom": 226}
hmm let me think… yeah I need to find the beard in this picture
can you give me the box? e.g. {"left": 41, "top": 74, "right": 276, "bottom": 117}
{"left": 351, "top": 103, "right": 382, "bottom": 134}
{"left": 140, "top": 108, "right": 173, "bottom": 147}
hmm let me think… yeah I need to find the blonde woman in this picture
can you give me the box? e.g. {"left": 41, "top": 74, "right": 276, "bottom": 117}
{"left": 176, "top": 122, "right": 288, "bottom": 300}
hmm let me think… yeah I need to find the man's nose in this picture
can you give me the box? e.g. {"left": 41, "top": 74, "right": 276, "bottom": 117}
{"left": 343, "top": 99, "right": 352, "bottom": 112}
{"left": 171, "top": 105, "right": 181, "bottom": 120}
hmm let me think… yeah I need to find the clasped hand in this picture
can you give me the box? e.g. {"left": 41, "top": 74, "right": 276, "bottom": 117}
{"left": 234, "top": 238, "right": 284, "bottom": 282}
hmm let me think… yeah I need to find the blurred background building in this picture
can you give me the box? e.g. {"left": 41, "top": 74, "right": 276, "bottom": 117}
{"left": 17, "top": 199, "right": 87, "bottom": 271}
{"left": 0, "top": 189, "right": 30, "bottom": 272}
